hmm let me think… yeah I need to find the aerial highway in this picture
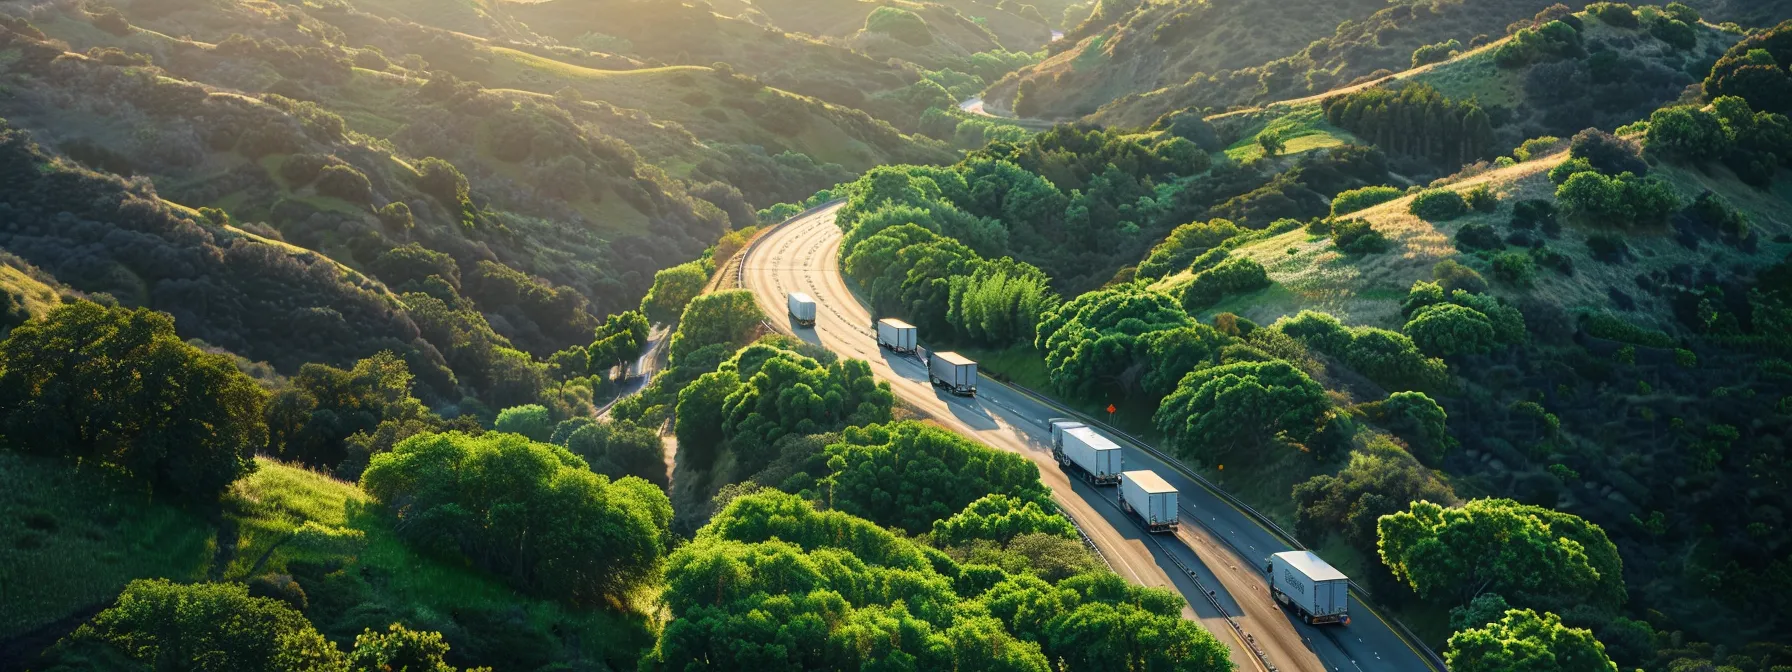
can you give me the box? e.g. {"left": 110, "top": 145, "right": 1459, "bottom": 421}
{"left": 740, "top": 203, "right": 1443, "bottom": 672}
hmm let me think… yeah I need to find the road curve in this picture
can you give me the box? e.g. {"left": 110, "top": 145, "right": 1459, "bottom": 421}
{"left": 741, "top": 203, "right": 1442, "bottom": 672}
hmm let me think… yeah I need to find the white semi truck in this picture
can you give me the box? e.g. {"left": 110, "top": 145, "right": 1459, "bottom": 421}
{"left": 928, "top": 351, "right": 977, "bottom": 396}
{"left": 1048, "top": 419, "right": 1122, "bottom": 485}
{"left": 1118, "top": 470, "right": 1178, "bottom": 533}
{"left": 787, "top": 292, "right": 816, "bottom": 327}
{"left": 875, "top": 318, "right": 917, "bottom": 353}
{"left": 1266, "top": 550, "right": 1351, "bottom": 625}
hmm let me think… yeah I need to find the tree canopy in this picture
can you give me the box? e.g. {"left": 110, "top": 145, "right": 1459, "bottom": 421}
{"left": 1153, "top": 360, "right": 1332, "bottom": 461}
{"left": 1378, "top": 498, "right": 1624, "bottom": 613}
{"left": 360, "top": 431, "right": 672, "bottom": 604}
{"left": 1446, "top": 608, "right": 1619, "bottom": 672}
{"left": 821, "top": 421, "right": 1054, "bottom": 534}
{"left": 0, "top": 301, "right": 268, "bottom": 502}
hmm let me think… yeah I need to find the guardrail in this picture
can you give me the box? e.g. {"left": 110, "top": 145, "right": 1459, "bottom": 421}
{"left": 996, "top": 379, "right": 1449, "bottom": 672}
{"left": 733, "top": 199, "right": 845, "bottom": 289}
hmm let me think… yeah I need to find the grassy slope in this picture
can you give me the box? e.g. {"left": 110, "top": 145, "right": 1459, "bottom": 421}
{"left": 0, "top": 453, "right": 214, "bottom": 639}
{"left": 0, "top": 261, "right": 62, "bottom": 320}
{"left": 1154, "top": 152, "right": 1792, "bottom": 332}
{"left": 0, "top": 454, "right": 655, "bottom": 664}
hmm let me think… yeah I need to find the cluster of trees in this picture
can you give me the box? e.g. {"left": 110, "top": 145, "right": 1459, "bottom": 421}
{"left": 643, "top": 487, "right": 1232, "bottom": 671}
{"left": 1035, "top": 285, "right": 1222, "bottom": 400}
{"left": 1379, "top": 498, "right": 1626, "bottom": 614}
{"left": 813, "top": 421, "right": 1053, "bottom": 534}
{"left": 0, "top": 302, "right": 268, "bottom": 502}
{"left": 675, "top": 342, "right": 894, "bottom": 481}
{"left": 1321, "top": 84, "right": 1497, "bottom": 170}
{"left": 1647, "top": 96, "right": 1792, "bottom": 187}
{"left": 360, "top": 431, "right": 673, "bottom": 604}
{"left": 45, "top": 579, "right": 484, "bottom": 672}
{"left": 265, "top": 351, "right": 441, "bottom": 479}
{"left": 1400, "top": 280, "right": 1528, "bottom": 358}
{"left": 1135, "top": 218, "right": 1243, "bottom": 280}
{"left": 1153, "top": 359, "right": 1334, "bottom": 462}
{"left": 1495, "top": 18, "right": 1583, "bottom": 68}
{"left": 1273, "top": 311, "right": 1450, "bottom": 393}
{"left": 1705, "top": 21, "right": 1792, "bottom": 117}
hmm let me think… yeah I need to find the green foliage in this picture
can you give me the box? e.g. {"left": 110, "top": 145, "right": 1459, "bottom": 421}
{"left": 1582, "top": 314, "right": 1675, "bottom": 348}
{"left": 1490, "top": 251, "right": 1536, "bottom": 286}
{"left": 264, "top": 351, "right": 439, "bottom": 478}
{"left": 1330, "top": 219, "right": 1389, "bottom": 254}
{"left": 1432, "top": 259, "right": 1488, "bottom": 294}
{"left": 1409, "top": 189, "right": 1468, "bottom": 221}
{"left": 1496, "top": 20, "right": 1582, "bottom": 69}
{"left": 1514, "top": 136, "right": 1563, "bottom": 162}
{"left": 360, "top": 431, "right": 672, "bottom": 603}
{"left": 1256, "top": 129, "right": 1285, "bottom": 157}
{"left": 1036, "top": 286, "right": 1228, "bottom": 400}
{"left": 980, "top": 573, "right": 1233, "bottom": 671}
{"left": 647, "top": 491, "right": 1050, "bottom": 671}
{"left": 1361, "top": 391, "right": 1456, "bottom": 464}
{"left": 316, "top": 164, "right": 373, "bottom": 205}
{"left": 494, "top": 404, "right": 554, "bottom": 442}
{"left": 1445, "top": 609, "right": 1619, "bottom": 672}
{"left": 822, "top": 421, "right": 1051, "bottom": 534}
{"left": 1705, "top": 24, "right": 1792, "bottom": 116}
{"left": 1378, "top": 498, "right": 1625, "bottom": 612}
{"left": 563, "top": 418, "right": 668, "bottom": 488}
{"left": 1182, "top": 257, "right": 1270, "bottom": 310}
{"left": 1646, "top": 106, "right": 1732, "bottom": 164}
{"left": 1404, "top": 303, "right": 1498, "bottom": 357}
{"left": 640, "top": 261, "right": 710, "bottom": 324}
{"left": 1293, "top": 437, "right": 1453, "bottom": 551}
{"left": 1136, "top": 219, "right": 1243, "bottom": 279}
{"left": 865, "top": 6, "right": 932, "bottom": 45}
{"left": 415, "top": 157, "right": 475, "bottom": 228}
{"left": 1554, "top": 171, "right": 1680, "bottom": 228}
{"left": 57, "top": 579, "right": 345, "bottom": 672}
{"left": 1323, "top": 84, "right": 1496, "bottom": 167}
{"left": 676, "top": 342, "right": 893, "bottom": 475}
{"left": 1454, "top": 223, "right": 1503, "bottom": 252}
{"left": 948, "top": 257, "right": 1061, "bottom": 347}
{"left": 1412, "top": 39, "right": 1461, "bottom": 68}
{"left": 0, "top": 302, "right": 267, "bottom": 502}
{"left": 1154, "top": 360, "right": 1333, "bottom": 461}
{"left": 668, "top": 291, "right": 763, "bottom": 366}
{"left": 1464, "top": 185, "right": 1498, "bottom": 213}
{"left": 932, "top": 494, "right": 1077, "bottom": 546}
{"left": 1274, "top": 311, "right": 1448, "bottom": 392}
{"left": 346, "top": 624, "right": 460, "bottom": 672}
{"left": 1586, "top": 2, "right": 1637, "bottom": 27}
{"left": 1330, "top": 186, "right": 1403, "bottom": 217}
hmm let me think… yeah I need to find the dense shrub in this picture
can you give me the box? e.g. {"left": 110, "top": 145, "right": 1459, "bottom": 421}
{"left": 1331, "top": 185, "right": 1403, "bottom": 216}
{"left": 1455, "top": 223, "right": 1503, "bottom": 251}
{"left": 1182, "top": 257, "right": 1270, "bottom": 310}
{"left": 1405, "top": 303, "right": 1499, "bottom": 357}
{"left": 315, "top": 164, "right": 373, "bottom": 205}
{"left": 668, "top": 290, "right": 763, "bottom": 365}
{"left": 639, "top": 260, "right": 710, "bottom": 323}
{"left": 1331, "top": 219, "right": 1389, "bottom": 254}
{"left": 1410, "top": 189, "right": 1469, "bottom": 221}
{"left": 1555, "top": 171, "right": 1681, "bottom": 228}
{"left": 823, "top": 421, "right": 1052, "bottom": 534}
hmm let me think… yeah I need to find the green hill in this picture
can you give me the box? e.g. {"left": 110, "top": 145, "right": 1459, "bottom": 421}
{"left": 0, "top": 452, "right": 654, "bottom": 669}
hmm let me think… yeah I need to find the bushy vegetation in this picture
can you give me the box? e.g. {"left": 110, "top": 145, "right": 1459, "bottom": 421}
{"left": 361, "top": 431, "right": 672, "bottom": 604}
{"left": 1323, "top": 84, "right": 1497, "bottom": 171}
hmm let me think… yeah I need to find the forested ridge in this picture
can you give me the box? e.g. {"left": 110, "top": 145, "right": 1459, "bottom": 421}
{"left": 5, "top": 0, "right": 1792, "bottom": 670}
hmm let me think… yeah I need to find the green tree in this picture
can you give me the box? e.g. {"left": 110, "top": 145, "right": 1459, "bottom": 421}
{"left": 1153, "top": 360, "right": 1332, "bottom": 461}
{"left": 1404, "top": 303, "right": 1498, "bottom": 357}
{"left": 1410, "top": 189, "right": 1469, "bottom": 221}
{"left": 1331, "top": 186, "right": 1404, "bottom": 217}
{"left": 932, "top": 494, "right": 1076, "bottom": 546}
{"left": 1136, "top": 219, "right": 1244, "bottom": 279}
{"left": 0, "top": 302, "right": 268, "bottom": 501}
{"left": 1182, "top": 257, "right": 1270, "bottom": 310}
{"left": 265, "top": 352, "right": 439, "bottom": 473}
{"left": 564, "top": 418, "right": 668, "bottom": 488}
{"left": 1446, "top": 609, "right": 1618, "bottom": 672}
{"left": 1257, "top": 130, "right": 1286, "bottom": 157}
{"left": 1361, "top": 391, "right": 1456, "bottom": 464}
{"left": 360, "top": 431, "right": 672, "bottom": 603}
{"left": 588, "top": 310, "right": 651, "bottom": 375}
{"left": 1646, "top": 106, "right": 1733, "bottom": 163}
{"left": 57, "top": 579, "right": 345, "bottom": 672}
{"left": 821, "top": 421, "right": 1052, "bottom": 534}
{"left": 493, "top": 404, "right": 554, "bottom": 442}
{"left": 669, "top": 291, "right": 763, "bottom": 365}
{"left": 640, "top": 261, "right": 710, "bottom": 324}
{"left": 1378, "top": 499, "right": 1620, "bottom": 611}
{"left": 346, "top": 624, "right": 458, "bottom": 672}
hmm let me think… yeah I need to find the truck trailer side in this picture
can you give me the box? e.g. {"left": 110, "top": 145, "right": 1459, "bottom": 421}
{"left": 1266, "top": 551, "right": 1351, "bottom": 625}
{"left": 1118, "top": 470, "right": 1177, "bottom": 533}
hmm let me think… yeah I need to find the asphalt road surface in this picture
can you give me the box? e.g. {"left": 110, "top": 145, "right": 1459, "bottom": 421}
{"left": 740, "top": 203, "right": 1442, "bottom": 672}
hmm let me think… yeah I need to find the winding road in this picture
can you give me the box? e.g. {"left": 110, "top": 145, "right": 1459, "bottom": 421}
{"left": 739, "top": 203, "right": 1443, "bottom": 672}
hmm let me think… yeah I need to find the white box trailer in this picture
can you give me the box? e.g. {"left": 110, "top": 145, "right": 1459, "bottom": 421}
{"left": 1056, "top": 426, "right": 1122, "bottom": 485}
{"left": 1119, "top": 470, "right": 1177, "bottom": 533}
{"left": 928, "top": 351, "right": 977, "bottom": 396}
{"left": 876, "top": 318, "right": 917, "bottom": 353}
{"left": 1267, "top": 551, "right": 1351, "bottom": 625}
{"left": 787, "top": 292, "right": 816, "bottom": 327}
{"left": 1049, "top": 419, "right": 1085, "bottom": 447}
